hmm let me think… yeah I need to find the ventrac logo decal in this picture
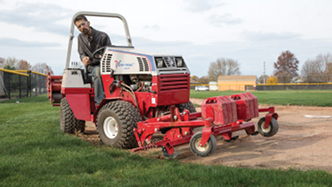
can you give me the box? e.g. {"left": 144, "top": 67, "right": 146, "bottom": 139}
{"left": 115, "top": 60, "right": 134, "bottom": 70}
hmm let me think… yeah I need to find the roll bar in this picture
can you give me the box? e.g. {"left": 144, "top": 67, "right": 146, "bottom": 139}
{"left": 65, "top": 11, "right": 133, "bottom": 69}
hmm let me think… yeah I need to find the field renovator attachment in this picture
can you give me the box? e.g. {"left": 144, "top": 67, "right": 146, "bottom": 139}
{"left": 132, "top": 92, "right": 278, "bottom": 158}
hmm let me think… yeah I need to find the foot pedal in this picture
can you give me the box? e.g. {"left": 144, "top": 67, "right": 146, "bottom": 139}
{"left": 162, "top": 146, "right": 179, "bottom": 159}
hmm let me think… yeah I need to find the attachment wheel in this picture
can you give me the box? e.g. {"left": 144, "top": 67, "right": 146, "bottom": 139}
{"left": 189, "top": 132, "right": 217, "bottom": 157}
{"left": 257, "top": 117, "right": 278, "bottom": 137}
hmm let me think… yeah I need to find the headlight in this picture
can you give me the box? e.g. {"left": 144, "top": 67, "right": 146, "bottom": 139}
{"left": 176, "top": 58, "right": 183, "bottom": 67}
{"left": 156, "top": 58, "right": 164, "bottom": 68}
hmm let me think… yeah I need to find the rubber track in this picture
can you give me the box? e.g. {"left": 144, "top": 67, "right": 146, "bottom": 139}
{"left": 177, "top": 101, "right": 197, "bottom": 113}
{"left": 60, "top": 98, "right": 85, "bottom": 134}
{"left": 97, "top": 101, "right": 142, "bottom": 149}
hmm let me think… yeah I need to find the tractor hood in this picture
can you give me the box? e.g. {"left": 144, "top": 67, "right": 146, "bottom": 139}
{"left": 100, "top": 46, "right": 190, "bottom": 76}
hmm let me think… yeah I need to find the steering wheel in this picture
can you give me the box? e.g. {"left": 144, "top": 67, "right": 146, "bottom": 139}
{"left": 90, "top": 46, "right": 107, "bottom": 65}
{"left": 84, "top": 46, "right": 107, "bottom": 83}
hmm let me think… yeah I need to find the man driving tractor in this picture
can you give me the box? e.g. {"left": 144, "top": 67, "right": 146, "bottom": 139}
{"left": 74, "top": 15, "right": 111, "bottom": 105}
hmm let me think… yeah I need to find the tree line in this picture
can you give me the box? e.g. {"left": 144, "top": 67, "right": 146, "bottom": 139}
{"left": 1, "top": 57, "right": 53, "bottom": 75}
{"left": 192, "top": 51, "right": 332, "bottom": 84}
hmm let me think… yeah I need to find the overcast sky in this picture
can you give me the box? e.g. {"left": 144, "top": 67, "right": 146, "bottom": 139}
{"left": 0, "top": 0, "right": 331, "bottom": 78}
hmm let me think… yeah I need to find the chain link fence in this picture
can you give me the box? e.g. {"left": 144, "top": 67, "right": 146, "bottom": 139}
{"left": 189, "top": 83, "right": 332, "bottom": 91}
{"left": 0, "top": 69, "right": 47, "bottom": 100}
{"left": 256, "top": 83, "right": 332, "bottom": 91}
{"left": 30, "top": 71, "right": 47, "bottom": 97}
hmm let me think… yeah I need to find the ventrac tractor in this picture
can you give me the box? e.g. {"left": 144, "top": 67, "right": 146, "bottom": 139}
{"left": 47, "top": 12, "right": 279, "bottom": 158}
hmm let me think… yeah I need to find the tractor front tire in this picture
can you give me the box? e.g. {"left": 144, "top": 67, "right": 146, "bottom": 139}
{"left": 97, "top": 101, "right": 142, "bottom": 149}
{"left": 257, "top": 117, "right": 279, "bottom": 137}
{"left": 177, "top": 101, "right": 197, "bottom": 113}
{"left": 60, "top": 98, "right": 85, "bottom": 134}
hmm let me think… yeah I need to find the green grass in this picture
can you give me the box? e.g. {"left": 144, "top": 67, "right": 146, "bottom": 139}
{"left": 190, "top": 90, "right": 332, "bottom": 107}
{"left": 1, "top": 95, "right": 332, "bottom": 186}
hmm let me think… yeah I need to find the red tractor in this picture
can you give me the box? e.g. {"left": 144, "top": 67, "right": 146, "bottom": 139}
{"left": 47, "top": 11, "right": 278, "bottom": 158}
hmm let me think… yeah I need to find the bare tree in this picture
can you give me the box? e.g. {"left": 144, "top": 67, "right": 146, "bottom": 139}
{"left": 316, "top": 53, "right": 332, "bottom": 82}
{"left": 3, "top": 57, "right": 20, "bottom": 70}
{"left": 277, "top": 71, "right": 292, "bottom": 83}
{"left": 257, "top": 75, "right": 269, "bottom": 84}
{"left": 327, "top": 62, "right": 332, "bottom": 82}
{"left": 273, "top": 50, "right": 299, "bottom": 83}
{"left": 208, "top": 58, "right": 241, "bottom": 81}
{"left": 31, "top": 62, "right": 53, "bottom": 75}
{"left": 198, "top": 76, "right": 210, "bottom": 84}
{"left": 301, "top": 53, "right": 332, "bottom": 83}
{"left": 301, "top": 59, "right": 320, "bottom": 83}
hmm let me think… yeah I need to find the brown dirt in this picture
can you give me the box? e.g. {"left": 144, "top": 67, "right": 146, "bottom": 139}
{"left": 81, "top": 98, "right": 332, "bottom": 172}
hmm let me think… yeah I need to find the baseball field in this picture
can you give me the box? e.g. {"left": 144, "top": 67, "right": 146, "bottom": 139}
{"left": 1, "top": 91, "right": 332, "bottom": 186}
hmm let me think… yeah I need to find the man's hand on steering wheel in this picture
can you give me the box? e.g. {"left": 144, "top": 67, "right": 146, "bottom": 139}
{"left": 91, "top": 46, "right": 107, "bottom": 63}
{"left": 82, "top": 46, "right": 107, "bottom": 68}
{"left": 82, "top": 56, "right": 91, "bottom": 66}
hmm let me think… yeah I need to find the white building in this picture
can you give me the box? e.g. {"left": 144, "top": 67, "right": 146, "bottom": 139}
{"left": 209, "top": 81, "right": 218, "bottom": 91}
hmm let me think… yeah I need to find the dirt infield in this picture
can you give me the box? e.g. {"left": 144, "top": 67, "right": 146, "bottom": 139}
{"left": 82, "top": 99, "right": 332, "bottom": 172}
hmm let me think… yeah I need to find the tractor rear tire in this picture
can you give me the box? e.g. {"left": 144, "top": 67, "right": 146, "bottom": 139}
{"left": 257, "top": 117, "right": 278, "bottom": 137}
{"left": 97, "top": 101, "right": 142, "bottom": 149}
{"left": 190, "top": 132, "right": 217, "bottom": 157}
{"left": 60, "top": 98, "right": 85, "bottom": 134}
{"left": 177, "top": 101, "right": 197, "bottom": 113}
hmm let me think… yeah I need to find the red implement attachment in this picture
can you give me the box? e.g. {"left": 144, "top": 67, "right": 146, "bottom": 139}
{"left": 231, "top": 93, "right": 259, "bottom": 120}
{"left": 47, "top": 72, "right": 63, "bottom": 106}
{"left": 132, "top": 93, "right": 279, "bottom": 158}
{"left": 201, "top": 96, "right": 237, "bottom": 125}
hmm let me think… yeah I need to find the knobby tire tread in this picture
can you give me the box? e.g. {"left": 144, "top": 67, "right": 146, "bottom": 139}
{"left": 60, "top": 98, "right": 85, "bottom": 134}
{"left": 97, "top": 101, "right": 142, "bottom": 149}
{"left": 177, "top": 101, "right": 197, "bottom": 113}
